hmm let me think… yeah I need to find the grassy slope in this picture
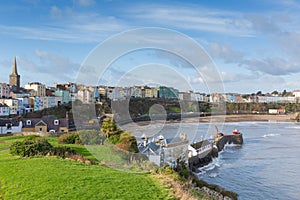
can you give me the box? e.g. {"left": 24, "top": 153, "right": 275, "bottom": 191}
{"left": 0, "top": 136, "right": 174, "bottom": 200}
{"left": 45, "top": 137, "right": 133, "bottom": 165}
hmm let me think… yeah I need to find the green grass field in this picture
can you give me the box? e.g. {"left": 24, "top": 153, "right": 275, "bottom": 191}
{"left": 0, "top": 136, "right": 174, "bottom": 200}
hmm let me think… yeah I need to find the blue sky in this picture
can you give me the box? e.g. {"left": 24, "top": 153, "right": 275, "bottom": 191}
{"left": 1, "top": 0, "right": 300, "bottom": 93}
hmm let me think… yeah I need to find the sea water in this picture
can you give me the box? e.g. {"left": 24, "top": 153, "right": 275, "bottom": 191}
{"left": 125, "top": 121, "right": 300, "bottom": 200}
{"left": 198, "top": 122, "right": 300, "bottom": 200}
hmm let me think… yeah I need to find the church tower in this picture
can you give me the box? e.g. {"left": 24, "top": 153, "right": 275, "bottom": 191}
{"left": 9, "top": 57, "right": 20, "bottom": 90}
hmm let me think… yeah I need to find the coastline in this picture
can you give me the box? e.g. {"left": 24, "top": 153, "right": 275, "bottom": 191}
{"left": 182, "top": 114, "right": 295, "bottom": 122}
{"left": 182, "top": 113, "right": 296, "bottom": 123}
{"left": 132, "top": 114, "right": 297, "bottom": 126}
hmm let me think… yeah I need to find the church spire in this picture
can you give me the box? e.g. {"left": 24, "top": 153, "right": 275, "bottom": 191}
{"left": 9, "top": 56, "right": 20, "bottom": 90}
{"left": 12, "top": 56, "right": 18, "bottom": 75}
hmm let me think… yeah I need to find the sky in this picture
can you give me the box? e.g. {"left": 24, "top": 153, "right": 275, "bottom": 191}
{"left": 1, "top": 0, "right": 300, "bottom": 94}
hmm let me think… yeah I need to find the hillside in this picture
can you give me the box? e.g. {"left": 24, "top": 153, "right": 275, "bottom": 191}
{"left": 0, "top": 136, "right": 173, "bottom": 200}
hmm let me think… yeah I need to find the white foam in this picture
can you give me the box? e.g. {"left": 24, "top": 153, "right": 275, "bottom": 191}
{"left": 287, "top": 126, "right": 300, "bottom": 129}
{"left": 224, "top": 143, "right": 241, "bottom": 147}
{"left": 208, "top": 172, "right": 219, "bottom": 178}
{"left": 198, "top": 157, "right": 221, "bottom": 172}
{"left": 262, "top": 133, "right": 280, "bottom": 138}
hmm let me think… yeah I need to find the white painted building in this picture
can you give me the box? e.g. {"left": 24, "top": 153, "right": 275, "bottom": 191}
{"left": 25, "top": 82, "right": 46, "bottom": 97}
{"left": 258, "top": 96, "right": 296, "bottom": 103}
{"left": 0, "top": 120, "right": 22, "bottom": 134}
{"left": 77, "top": 88, "right": 94, "bottom": 104}
{"left": 293, "top": 90, "right": 300, "bottom": 97}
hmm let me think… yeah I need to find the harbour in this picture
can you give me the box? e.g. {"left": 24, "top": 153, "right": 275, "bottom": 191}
{"left": 124, "top": 121, "right": 300, "bottom": 200}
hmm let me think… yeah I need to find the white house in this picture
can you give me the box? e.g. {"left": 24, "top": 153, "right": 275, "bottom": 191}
{"left": 77, "top": 88, "right": 93, "bottom": 104}
{"left": 293, "top": 90, "right": 300, "bottom": 100}
{"left": 0, "top": 119, "right": 22, "bottom": 134}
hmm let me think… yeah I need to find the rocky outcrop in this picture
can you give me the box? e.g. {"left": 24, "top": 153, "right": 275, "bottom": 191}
{"left": 196, "top": 186, "right": 233, "bottom": 200}
{"left": 188, "top": 152, "right": 213, "bottom": 172}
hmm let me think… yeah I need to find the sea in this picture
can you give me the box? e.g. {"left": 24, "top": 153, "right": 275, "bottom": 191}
{"left": 123, "top": 121, "right": 300, "bottom": 200}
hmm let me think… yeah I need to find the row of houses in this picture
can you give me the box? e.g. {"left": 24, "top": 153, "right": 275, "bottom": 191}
{"left": 209, "top": 92, "right": 300, "bottom": 103}
{"left": 0, "top": 116, "right": 71, "bottom": 134}
{"left": 0, "top": 96, "right": 66, "bottom": 116}
{"left": 4, "top": 81, "right": 300, "bottom": 117}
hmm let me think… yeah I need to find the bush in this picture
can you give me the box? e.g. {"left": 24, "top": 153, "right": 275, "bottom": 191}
{"left": 58, "top": 132, "right": 82, "bottom": 144}
{"left": 115, "top": 132, "right": 138, "bottom": 153}
{"left": 108, "top": 134, "right": 120, "bottom": 145}
{"left": 77, "top": 130, "right": 104, "bottom": 145}
{"left": 10, "top": 136, "right": 53, "bottom": 157}
{"left": 48, "top": 146, "right": 77, "bottom": 158}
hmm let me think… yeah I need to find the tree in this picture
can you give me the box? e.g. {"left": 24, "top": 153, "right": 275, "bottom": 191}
{"left": 271, "top": 90, "right": 278, "bottom": 95}
{"left": 282, "top": 89, "right": 287, "bottom": 97}
{"left": 116, "top": 131, "right": 139, "bottom": 153}
{"left": 101, "top": 118, "right": 121, "bottom": 144}
{"left": 256, "top": 91, "right": 262, "bottom": 95}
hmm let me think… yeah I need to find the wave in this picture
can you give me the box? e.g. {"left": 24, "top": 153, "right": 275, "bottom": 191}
{"left": 197, "top": 157, "right": 221, "bottom": 174}
{"left": 224, "top": 143, "right": 241, "bottom": 148}
{"left": 262, "top": 133, "right": 280, "bottom": 138}
{"left": 286, "top": 125, "right": 300, "bottom": 129}
{"left": 220, "top": 143, "right": 242, "bottom": 154}
{"left": 208, "top": 172, "right": 219, "bottom": 178}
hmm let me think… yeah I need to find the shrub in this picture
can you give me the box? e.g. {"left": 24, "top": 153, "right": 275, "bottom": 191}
{"left": 108, "top": 134, "right": 120, "bottom": 145}
{"left": 58, "top": 132, "right": 82, "bottom": 144}
{"left": 48, "top": 146, "right": 77, "bottom": 158}
{"left": 77, "top": 130, "right": 104, "bottom": 145}
{"left": 175, "top": 157, "right": 190, "bottom": 180}
{"left": 115, "top": 132, "right": 138, "bottom": 153}
{"left": 10, "top": 136, "right": 53, "bottom": 157}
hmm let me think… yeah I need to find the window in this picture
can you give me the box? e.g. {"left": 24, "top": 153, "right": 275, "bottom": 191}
{"left": 6, "top": 123, "right": 12, "bottom": 130}
{"left": 39, "top": 128, "right": 43, "bottom": 132}
{"left": 26, "top": 120, "right": 31, "bottom": 126}
{"left": 54, "top": 120, "right": 59, "bottom": 125}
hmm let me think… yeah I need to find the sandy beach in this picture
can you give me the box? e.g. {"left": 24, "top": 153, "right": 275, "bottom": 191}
{"left": 132, "top": 114, "right": 297, "bottom": 127}
{"left": 181, "top": 113, "right": 297, "bottom": 123}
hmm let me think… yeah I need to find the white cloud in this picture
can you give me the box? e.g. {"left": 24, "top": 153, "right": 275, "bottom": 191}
{"left": 240, "top": 57, "right": 300, "bottom": 75}
{"left": 127, "top": 5, "right": 254, "bottom": 37}
{"left": 0, "top": 5, "right": 129, "bottom": 43}
{"left": 208, "top": 43, "right": 244, "bottom": 63}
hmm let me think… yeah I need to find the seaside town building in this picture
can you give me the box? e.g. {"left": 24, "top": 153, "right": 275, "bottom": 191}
{"left": 21, "top": 116, "right": 70, "bottom": 133}
{"left": 158, "top": 86, "right": 179, "bottom": 99}
{"left": 54, "top": 89, "right": 71, "bottom": 104}
{"left": 0, "top": 119, "right": 22, "bottom": 134}
{"left": 0, "top": 103, "right": 10, "bottom": 117}
{"left": 77, "top": 88, "right": 94, "bottom": 104}
{"left": 0, "top": 99, "right": 19, "bottom": 115}
{"left": 25, "top": 82, "right": 46, "bottom": 97}
{"left": 0, "top": 83, "right": 10, "bottom": 98}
